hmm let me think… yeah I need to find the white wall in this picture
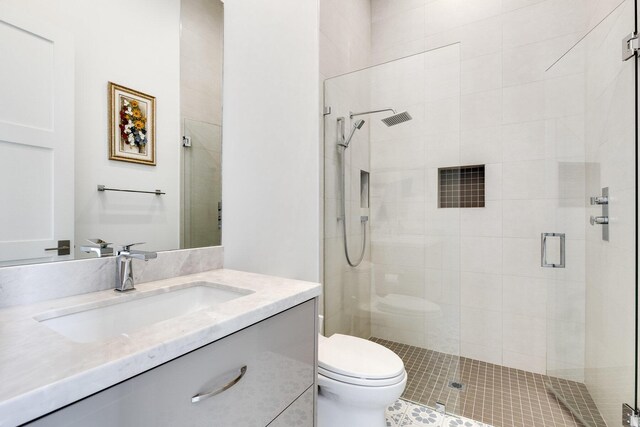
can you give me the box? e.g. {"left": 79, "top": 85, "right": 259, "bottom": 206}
{"left": 222, "top": 0, "right": 320, "bottom": 282}
{"left": 3, "top": 0, "right": 182, "bottom": 255}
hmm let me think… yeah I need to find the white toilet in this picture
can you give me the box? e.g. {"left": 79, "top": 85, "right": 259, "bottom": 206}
{"left": 317, "top": 334, "right": 407, "bottom": 427}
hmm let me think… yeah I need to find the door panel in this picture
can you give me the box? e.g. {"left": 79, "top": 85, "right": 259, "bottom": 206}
{"left": 0, "top": 11, "right": 74, "bottom": 265}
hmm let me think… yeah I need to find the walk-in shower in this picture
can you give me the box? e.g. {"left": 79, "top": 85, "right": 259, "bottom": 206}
{"left": 323, "top": 0, "right": 638, "bottom": 424}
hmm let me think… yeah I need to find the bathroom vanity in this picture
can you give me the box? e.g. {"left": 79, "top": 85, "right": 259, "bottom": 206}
{"left": 0, "top": 269, "right": 320, "bottom": 426}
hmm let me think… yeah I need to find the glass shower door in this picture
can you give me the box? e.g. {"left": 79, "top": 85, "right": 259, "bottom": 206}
{"left": 323, "top": 44, "right": 464, "bottom": 414}
{"left": 543, "top": 1, "right": 638, "bottom": 425}
{"left": 182, "top": 118, "right": 222, "bottom": 248}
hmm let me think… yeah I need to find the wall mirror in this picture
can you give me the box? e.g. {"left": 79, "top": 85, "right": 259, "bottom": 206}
{"left": 0, "top": 0, "right": 224, "bottom": 267}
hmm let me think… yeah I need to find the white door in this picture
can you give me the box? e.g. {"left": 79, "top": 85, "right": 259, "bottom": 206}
{"left": 0, "top": 10, "right": 74, "bottom": 265}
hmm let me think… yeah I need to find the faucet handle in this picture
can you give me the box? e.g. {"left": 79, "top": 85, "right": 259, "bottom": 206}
{"left": 86, "top": 238, "right": 112, "bottom": 248}
{"left": 120, "top": 242, "right": 145, "bottom": 251}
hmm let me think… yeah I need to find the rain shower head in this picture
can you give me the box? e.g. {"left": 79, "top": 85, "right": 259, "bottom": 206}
{"left": 381, "top": 111, "right": 412, "bottom": 127}
{"left": 350, "top": 108, "right": 413, "bottom": 127}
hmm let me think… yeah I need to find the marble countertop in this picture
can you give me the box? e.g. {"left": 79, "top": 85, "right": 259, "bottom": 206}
{"left": 0, "top": 269, "right": 320, "bottom": 426}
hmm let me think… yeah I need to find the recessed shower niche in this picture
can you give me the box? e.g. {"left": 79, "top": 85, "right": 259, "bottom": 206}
{"left": 438, "top": 165, "right": 485, "bottom": 208}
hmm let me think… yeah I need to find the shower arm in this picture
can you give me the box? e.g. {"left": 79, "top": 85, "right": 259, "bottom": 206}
{"left": 350, "top": 109, "right": 396, "bottom": 119}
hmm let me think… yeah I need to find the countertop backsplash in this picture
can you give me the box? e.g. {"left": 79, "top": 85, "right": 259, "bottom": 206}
{"left": 0, "top": 246, "right": 224, "bottom": 308}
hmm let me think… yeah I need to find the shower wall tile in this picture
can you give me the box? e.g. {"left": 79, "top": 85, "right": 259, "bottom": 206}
{"left": 502, "top": 237, "right": 547, "bottom": 279}
{"left": 425, "top": 132, "right": 461, "bottom": 168}
{"left": 461, "top": 341, "right": 503, "bottom": 365}
{"left": 460, "top": 307, "right": 502, "bottom": 348}
{"left": 371, "top": 137, "right": 425, "bottom": 170}
{"left": 371, "top": 0, "right": 425, "bottom": 23}
{"left": 371, "top": 240, "right": 425, "bottom": 268}
{"left": 460, "top": 236, "right": 503, "bottom": 274}
{"left": 503, "top": 275, "right": 547, "bottom": 318}
{"left": 425, "top": 206, "right": 461, "bottom": 238}
{"left": 547, "top": 280, "right": 585, "bottom": 323}
{"left": 460, "top": 89, "right": 503, "bottom": 131}
{"left": 502, "top": 199, "right": 554, "bottom": 238}
{"left": 503, "top": 313, "right": 547, "bottom": 357}
{"left": 502, "top": 120, "right": 547, "bottom": 162}
{"left": 461, "top": 271, "right": 502, "bottom": 311}
{"left": 371, "top": 39, "right": 427, "bottom": 67}
{"left": 424, "top": 0, "right": 502, "bottom": 37}
{"left": 483, "top": 163, "right": 503, "bottom": 201}
{"left": 502, "top": 81, "right": 546, "bottom": 124}
{"left": 459, "top": 201, "right": 503, "bottom": 237}
{"left": 544, "top": 73, "right": 586, "bottom": 118}
{"left": 371, "top": 5, "right": 425, "bottom": 52}
{"left": 424, "top": 97, "right": 461, "bottom": 135}
{"left": 502, "top": 0, "right": 586, "bottom": 49}
{"left": 461, "top": 52, "right": 502, "bottom": 95}
{"left": 502, "top": 350, "right": 547, "bottom": 374}
{"left": 502, "top": 0, "right": 547, "bottom": 14}
{"left": 460, "top": 126, "right": 502, "bottom": 165}
{"left": 424, "top": 236, "right": 460, "bottom": 271}
{"left": 425, "top": 268, "right": 461, "bottom": 305}
{"left": 502, "top": 159, "right": 548, "bottom": 200}
{"left": 548, "top": 318, "right": 586, "bottom": 367}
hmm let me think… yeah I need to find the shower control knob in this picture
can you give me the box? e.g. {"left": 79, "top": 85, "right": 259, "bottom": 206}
{"left": 590, "top": 196, "right": 608, "bottom": 205}
{"left": 590, "top": 216, "right": 609, "bottom": 225}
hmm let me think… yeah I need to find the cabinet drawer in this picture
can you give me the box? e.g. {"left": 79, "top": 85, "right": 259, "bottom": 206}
{"left": 28, "top": 300, "right": 316, "bottom": 427}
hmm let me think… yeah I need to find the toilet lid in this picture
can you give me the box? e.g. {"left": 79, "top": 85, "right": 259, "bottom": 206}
{"left": 318, "top": 334, "right": 405, "bottom": 384}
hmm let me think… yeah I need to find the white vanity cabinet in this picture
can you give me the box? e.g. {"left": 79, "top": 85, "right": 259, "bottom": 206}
{"left": 27, "top": 300, "right": 316, "bottom": 427}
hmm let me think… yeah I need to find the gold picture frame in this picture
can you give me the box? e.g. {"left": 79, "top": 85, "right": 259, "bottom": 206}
{"left": 108, "top": 82, "right": 156, "bottom": 166}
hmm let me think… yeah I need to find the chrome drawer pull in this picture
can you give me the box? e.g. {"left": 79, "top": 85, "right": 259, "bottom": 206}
{"left": 191, "top": 366, "right": 247, "bottom": 404}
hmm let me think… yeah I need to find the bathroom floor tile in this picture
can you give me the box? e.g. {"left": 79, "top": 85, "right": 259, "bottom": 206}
{"left": 402, "top": 402, "right": 445, "bottom": 425}
{"left": 442, "top": 414, "right": 490, "bottom": 427}
{"left": 387, "top": 399, "right": 410, "bottom": 426}
{"left": 374, "top": 338, "right": 606, "bottom": 427}
{"left": 386, "top": 399, "right": 491, "bottom": 427}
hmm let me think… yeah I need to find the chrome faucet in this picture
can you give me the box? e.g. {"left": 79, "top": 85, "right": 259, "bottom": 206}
{"left": 80, "top": 238, "right": 114, "bottom": 258}
{"left": 115, "top": 243, "right": 157, "bottom": 292}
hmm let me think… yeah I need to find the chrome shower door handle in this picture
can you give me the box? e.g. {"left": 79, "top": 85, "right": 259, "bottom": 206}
{"left": 541, "top": 233, "right": 565, "bottom": 268}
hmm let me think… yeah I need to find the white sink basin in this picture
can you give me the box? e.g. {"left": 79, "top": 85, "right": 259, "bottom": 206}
{"left": 35, "top": 282, "right": 252, "bottom": 343}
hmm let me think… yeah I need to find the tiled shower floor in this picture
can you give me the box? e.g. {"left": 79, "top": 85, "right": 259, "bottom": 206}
{"left": 372, "top": 338, "right": 607, "bottom": 427}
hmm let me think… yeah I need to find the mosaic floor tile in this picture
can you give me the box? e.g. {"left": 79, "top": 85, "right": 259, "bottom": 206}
{"left": 387, "top": 399, "right": 410, "bottom": 427}
{"left": 402, "top": 402, "right": 445, "bottom": 425}
{"left": 373, "top": 338, "right": 607, "bottom": 427}
{"left": 442, "top": 414, "right": 490, "bottom": 427}
{"left": 385, "top": 399, "right": 491, "bottom": 427}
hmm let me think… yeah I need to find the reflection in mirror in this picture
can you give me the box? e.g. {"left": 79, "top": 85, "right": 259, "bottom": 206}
{"left": 180, "top": 0, "right": 224, "bottom": 249}
{"left": 0, "top": 0, "right": 223, "bottom": 268}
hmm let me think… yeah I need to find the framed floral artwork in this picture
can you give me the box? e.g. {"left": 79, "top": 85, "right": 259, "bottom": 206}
{"left": 108, "top": 82, "right": 156, "bottom": 165}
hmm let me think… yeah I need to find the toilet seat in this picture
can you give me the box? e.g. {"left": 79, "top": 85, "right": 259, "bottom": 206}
{"left": 318, "top": 334, "right": 405, "bottom": 387}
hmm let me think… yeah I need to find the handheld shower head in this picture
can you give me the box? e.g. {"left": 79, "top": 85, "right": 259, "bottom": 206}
{"left": 341, "top": 119, "right": 365, "bottom": 148}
